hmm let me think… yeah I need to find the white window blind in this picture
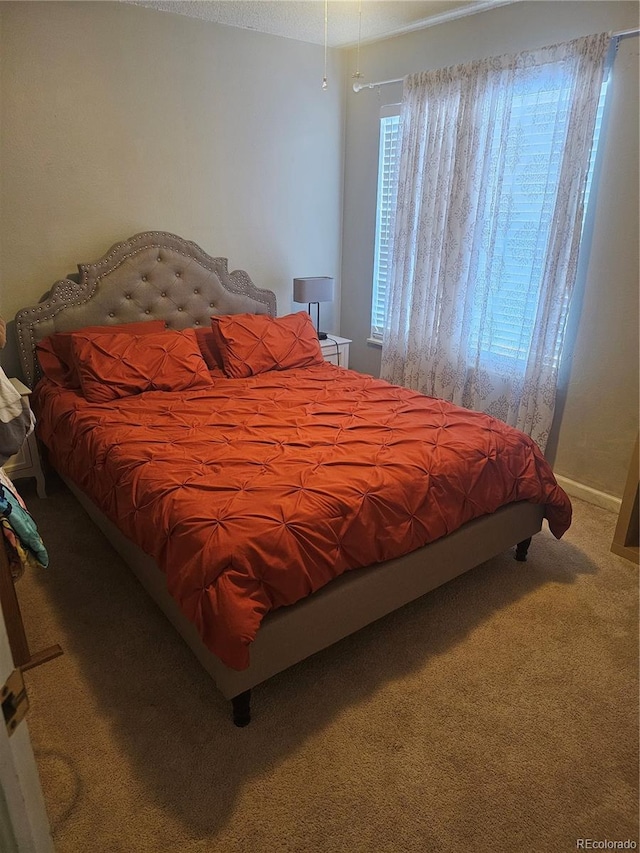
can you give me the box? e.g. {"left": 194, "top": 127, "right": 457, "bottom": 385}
{"left": 370, "top": 106, "right": 400, "bottom": 340}
{"left": 370, "top": 78, "right": 609, "bottom": 354}
{"left": 467, "top": 75, "right": 610, "bottom": 365}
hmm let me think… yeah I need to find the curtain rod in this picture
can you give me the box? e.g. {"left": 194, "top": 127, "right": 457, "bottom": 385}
{"left": 614, "top": 26, "right": 640, "bottom": 38}
{"left": 352, "top": 76, "right": 401, "bottom": 93}
{"left": 352, "top": 27, "right": 640, "bottom": 93}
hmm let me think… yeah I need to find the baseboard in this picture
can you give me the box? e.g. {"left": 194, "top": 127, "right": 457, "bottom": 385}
{"left": 555, "top": 475, "right": 622, "bottom": 514}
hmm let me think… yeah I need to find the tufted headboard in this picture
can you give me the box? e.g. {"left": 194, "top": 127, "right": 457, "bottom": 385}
{"left": 15, "top": 231, "right": 278, "bottom": 386}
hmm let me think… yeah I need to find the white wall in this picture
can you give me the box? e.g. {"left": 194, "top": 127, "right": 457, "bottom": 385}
{"left": 0, "top": 1, "right": 345, "bottom": 375}
{"left": 341, "top": 1, "right": 639, "bottom": 500}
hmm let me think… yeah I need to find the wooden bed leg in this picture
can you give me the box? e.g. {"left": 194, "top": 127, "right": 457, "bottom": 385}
{"left": 231, "top": 689, "right": 251, "bottom": 727}
{"left": 515, "top": 537, "right": 532, "bottom": 562}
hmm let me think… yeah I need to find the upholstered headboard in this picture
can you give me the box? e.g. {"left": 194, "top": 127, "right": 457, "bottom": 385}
{"left": 15, "top": 231, "right": 277, "bottom": 386}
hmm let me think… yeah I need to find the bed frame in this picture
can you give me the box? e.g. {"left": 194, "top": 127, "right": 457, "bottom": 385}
{"left": 15, "top": 231, "right": 543, "bottom": 726}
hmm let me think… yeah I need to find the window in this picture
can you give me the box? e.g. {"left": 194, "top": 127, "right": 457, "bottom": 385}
{"left": 370, "top": 106, "right": 400, "bottom": 341}
{"left": 370, "top": 80, "right": 609, "bottom": 349}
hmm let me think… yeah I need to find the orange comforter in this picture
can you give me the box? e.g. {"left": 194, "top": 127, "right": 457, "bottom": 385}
{"left": 34, "top": 364, "right": 571, "bottom": 669}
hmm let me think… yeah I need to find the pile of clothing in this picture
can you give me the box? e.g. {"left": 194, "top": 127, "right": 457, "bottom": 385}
{"left": 0, "top": 367, "right": 48, "bottom": 575}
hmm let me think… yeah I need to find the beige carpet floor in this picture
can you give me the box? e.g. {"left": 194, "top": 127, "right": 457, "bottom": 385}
{"left": 12, "top": 476, "right": 639, "bottom": 853}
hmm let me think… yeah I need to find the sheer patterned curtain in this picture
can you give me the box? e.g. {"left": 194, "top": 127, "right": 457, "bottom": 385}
{"left": 380, "top": 33, "right": 610, "bottom": 450}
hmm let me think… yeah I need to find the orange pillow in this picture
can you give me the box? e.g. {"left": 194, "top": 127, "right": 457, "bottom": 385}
{"left": 211, "top": 312, "right": 323, "bottom": 379}
{"left": 70, "top": 329, "right": 214, "bottom": 402}
{"left": 194, "top": 327, "right": 225, "bottom": 377}
{"left": 35, "top": 337, "right": 70, "bottom": 387}
{"left": 37, "top": 320, "right": 166, "bottom": 388}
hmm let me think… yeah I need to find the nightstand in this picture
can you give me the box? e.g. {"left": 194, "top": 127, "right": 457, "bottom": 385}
{"left": 2, "top": 378, "right": 46, "bottom": 498}
{"left": 320, "top": 335, "right": 351, "bottom": 368}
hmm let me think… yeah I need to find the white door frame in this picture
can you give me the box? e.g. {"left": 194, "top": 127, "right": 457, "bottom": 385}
{"left": 0, "top": 605, "right": 54, "bottom": 852}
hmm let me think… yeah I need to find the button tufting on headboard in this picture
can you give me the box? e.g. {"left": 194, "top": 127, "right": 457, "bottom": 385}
{"left": 14, "top": 231, "right": 277, "bottom": 386}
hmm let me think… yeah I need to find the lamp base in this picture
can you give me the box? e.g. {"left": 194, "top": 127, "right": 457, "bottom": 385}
{"left": 318, "top": 331, "right": 328, "bottom": 340}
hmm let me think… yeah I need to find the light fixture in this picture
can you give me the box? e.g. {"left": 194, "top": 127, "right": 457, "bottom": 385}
{"left": 293, "top": 277, "right": 334, "bottom": 340}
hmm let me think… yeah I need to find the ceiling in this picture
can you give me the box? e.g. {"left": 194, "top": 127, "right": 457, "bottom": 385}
{"left": 128, "top": 1, "right": 519, "bottom": 48}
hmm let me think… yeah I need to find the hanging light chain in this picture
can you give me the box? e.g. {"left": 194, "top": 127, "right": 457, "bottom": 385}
{"left": 352, "top": 0, "right": 363, "bottom": 80}
{"left": 322, "top": 0, "right": 328, "bottom": 90}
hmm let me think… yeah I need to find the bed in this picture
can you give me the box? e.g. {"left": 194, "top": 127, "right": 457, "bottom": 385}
{"left": 15, "top": 231, "right": 572, "bottom": 725}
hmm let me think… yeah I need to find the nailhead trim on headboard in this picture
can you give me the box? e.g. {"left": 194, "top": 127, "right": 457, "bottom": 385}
{"left": 15, "top": 232, "right": 278, "bottom": 386}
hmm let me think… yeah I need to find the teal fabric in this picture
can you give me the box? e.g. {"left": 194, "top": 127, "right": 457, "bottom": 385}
{"left": 0, "top": 483, "right": 49, "bottom": 568}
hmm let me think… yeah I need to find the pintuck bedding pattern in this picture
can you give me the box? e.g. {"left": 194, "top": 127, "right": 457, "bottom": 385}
{"left": 33, "top": 355, "right": 571, "bottom": 671}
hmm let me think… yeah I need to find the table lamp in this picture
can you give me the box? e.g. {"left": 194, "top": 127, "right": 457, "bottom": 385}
{"left": 293, "top": 276, "right": 334, "bottom": 340}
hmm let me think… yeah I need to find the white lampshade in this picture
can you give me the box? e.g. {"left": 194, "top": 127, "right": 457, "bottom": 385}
{"left": 293, "top": 277, "right": 334, "bottom": 304}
